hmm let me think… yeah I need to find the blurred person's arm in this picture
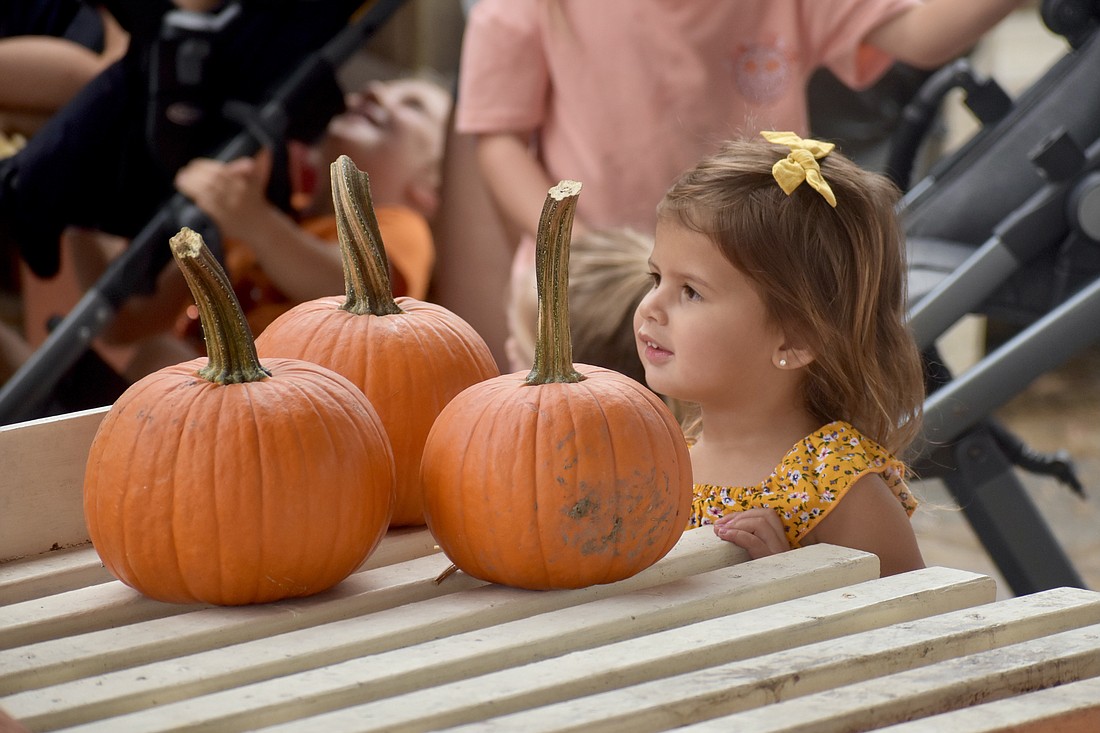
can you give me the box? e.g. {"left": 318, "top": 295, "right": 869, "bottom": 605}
{"left": 63, "top": 228, "right": 192, "bottom": 346}
{"left": 0, "top": 7, "right": 128, "bottom": 135}
{"left": 175, "top": 150, "right": 345, "bottom": 302}
{"left": 172, "top": 1, "right": 224, "bottom": 11}
{"left": 0, "top": 38, "right": 113, "bottom": 111}
{"left": 866, "top": 0, "right": 1026, "bottom": 70}
{"left": 475, "top": 131, "right": 589, "bottom": 246}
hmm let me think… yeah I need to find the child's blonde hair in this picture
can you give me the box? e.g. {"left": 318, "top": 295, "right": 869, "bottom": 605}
{"left": 507, "top": 227, "right": 652, "bottom": 386}
{"left": 658, "top": 136, "right": 924, "bottom": 455}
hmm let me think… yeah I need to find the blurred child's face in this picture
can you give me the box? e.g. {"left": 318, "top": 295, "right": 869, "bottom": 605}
{"left": 634, "top": 220, "right": 785, "bottom": 408}
{"left": 323, "top": 78, "right": 451, "bottom": 212}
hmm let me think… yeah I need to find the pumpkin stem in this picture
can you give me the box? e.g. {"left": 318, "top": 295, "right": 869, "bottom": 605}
{"left": 526, "top": 180, "right": 585, "bottom": 386}
{"left": 332, "top": 154, "right": 403, "bottom": 317}
{"left": 170, "top": 227, "right": 271, "bottom": 385}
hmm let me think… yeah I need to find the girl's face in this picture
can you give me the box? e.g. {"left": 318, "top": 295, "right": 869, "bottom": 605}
{"left": 634, "top": 219, "right": 786, "bottom": 409}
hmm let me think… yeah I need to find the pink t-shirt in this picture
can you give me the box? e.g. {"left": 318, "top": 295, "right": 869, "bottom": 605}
{"left": 457, "top": 0, "right": 918, "bottom": 235}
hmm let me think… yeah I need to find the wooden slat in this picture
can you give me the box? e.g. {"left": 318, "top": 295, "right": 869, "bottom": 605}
{"left": 4, "top": 543, "right": 877, "bottom": 732}
{"left": 0, "top": 527, "right": 446, "bottom": 648}
{"left": 0, "top": 546, "right": 110, "bottom": 604}
{"left": 0, "top": 527, "right": 740, "bottom": 697}
{"left": 0, "top": 407, "right": 106, "bottom": 563}
{"left": 428, "top": 587, "right": 1100, "bottom": 733}
{"left": 685, "top": 624, "right": 1100, "bottom": 733}
{"left": 874, "top": 677, "right": 1100, "bottom": 733}
{"left": 0, "top": 543, "right": 478, "bottom": 694}
{"left": 209, "top": 566, "right": 997, "bottom": 733}
{"left": 0, "top": 525, "right": 440, "bottom": 606}
{"left": 1, "top": 581, "right": 202, "bottom": 649}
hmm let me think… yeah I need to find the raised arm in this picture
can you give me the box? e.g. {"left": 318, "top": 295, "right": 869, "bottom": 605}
{"left": 475, "top": 131, "right": 588, "bottom": 245}
{"left": 174, "top": 150, "right": 344, "bottom": 302}
{"left": 865, "top": 0, "right": 1027, "bottom": 70}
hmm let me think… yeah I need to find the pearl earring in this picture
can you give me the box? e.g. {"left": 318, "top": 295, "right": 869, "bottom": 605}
{"left": 778, "top": 358, "right": 788, "bottom": 368}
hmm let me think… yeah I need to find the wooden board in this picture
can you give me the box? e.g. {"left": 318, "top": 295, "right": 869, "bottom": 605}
{"left": 0, "top": 407, "right": 106, "bottom": 563}
{"left": 2, "top": 408, "right": 1100, "bottom": 732}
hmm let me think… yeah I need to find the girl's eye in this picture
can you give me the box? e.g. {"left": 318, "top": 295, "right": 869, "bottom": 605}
{"left": 647, "top": 272, "right": 660, "bottom": 288}
{"left": 682, "top": 285, "right": 701, "bottom": 302}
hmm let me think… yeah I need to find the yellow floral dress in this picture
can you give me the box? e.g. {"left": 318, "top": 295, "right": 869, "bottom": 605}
{"left": 689, "top": 421, "right": 918, "bottom": 548}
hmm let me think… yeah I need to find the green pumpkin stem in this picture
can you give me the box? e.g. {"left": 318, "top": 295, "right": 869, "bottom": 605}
{"left": 169, "top": 227, "right": 271, "bottom": 385}
{"left": 525, "top": 180, "right": 585, "bottom": 386}
{"left": 332, "top": 154, "right": 403, "bottom": 317}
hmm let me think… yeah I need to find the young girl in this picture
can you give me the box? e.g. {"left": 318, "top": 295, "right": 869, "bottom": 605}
{"left": 635, "top": 131, "right": 926, "bottom": 576}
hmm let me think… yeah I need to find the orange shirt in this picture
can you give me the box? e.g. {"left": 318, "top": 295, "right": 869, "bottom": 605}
{"left": 179, "top": 204, "right": 435, "bottom": 343}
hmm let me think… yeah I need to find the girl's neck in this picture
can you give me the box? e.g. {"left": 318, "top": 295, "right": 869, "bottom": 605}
{"left": 691, "top": 403, "right": 821, "bottom": 488}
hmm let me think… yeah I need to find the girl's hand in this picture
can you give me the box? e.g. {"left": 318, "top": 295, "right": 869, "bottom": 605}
{"left": 713, "top": 508, "right": 790, "bottom": 559}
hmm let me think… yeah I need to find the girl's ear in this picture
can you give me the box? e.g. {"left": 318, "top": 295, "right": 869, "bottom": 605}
{"left": 774, "top": 342, "right": 815, "bottom": 370}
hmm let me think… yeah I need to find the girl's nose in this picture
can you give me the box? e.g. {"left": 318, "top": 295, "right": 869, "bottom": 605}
{"left": 636, "top": 288, "right": 665, "bottom": 325}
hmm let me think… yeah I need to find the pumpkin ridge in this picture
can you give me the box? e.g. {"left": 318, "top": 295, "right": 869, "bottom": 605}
{"left": 250, "top": 374, "right": 304, "bottom": 596}
{"left": 579, "top": 379, "right": 619, "bottom": 585}
{"left": 414, "top": 324, "right": 445, "bottom": 413}
{"left": 627, "top": 377, "right": 690, "bottom": 558}
{"left": 158, "top": 382, "right": 203, "bottom": 603}
{"left": 312, "top": 371, "right": 383, "bottom": 576}
{"left": 266, "top": 372, "right": 334, "bottom": 589}
{"left": 459, "top": 390, "right": 503, "bottom": 580}
{"left": 151, "top": 375, "right": 196, "bottom": 600}
{"left": 244, "top": 380, "right": 273, "bottom": 602}
{"left": 570, "top": 381, "right": 626, "bottom": 582}
{"left": 543, "top": 385, "right": 574, "bottom": 586}
{"left": 620, "top": 382, "right": 671, "bottom": 553}
{"left": 317, "top": 364, "right": 394, "bottom": 571}
{"left": 138, "top": 378, "right": 182, "bottom": 600}
{"left": 517, "top": 382, "right": 547, "bottom": 584}
{"left": 207, "top": 382, "right": 232, "bottom": 601}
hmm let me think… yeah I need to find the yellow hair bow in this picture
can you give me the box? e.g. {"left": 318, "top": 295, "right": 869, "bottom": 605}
{"left": 760, "top": 130, "right": 837, "bottom": 208}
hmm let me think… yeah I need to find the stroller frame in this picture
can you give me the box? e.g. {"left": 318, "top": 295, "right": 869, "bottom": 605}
{"left": 900, "top": 2, "right": 1100, "bottom": 595}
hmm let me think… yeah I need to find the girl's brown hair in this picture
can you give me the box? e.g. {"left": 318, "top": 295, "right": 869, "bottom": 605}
{"left": 658, "top": 136, "right": 924, "bottom": 456}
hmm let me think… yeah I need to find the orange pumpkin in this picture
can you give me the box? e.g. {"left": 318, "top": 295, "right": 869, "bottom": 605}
{"left": 255, "top": 156, "right": 499, "bottom": 527}
{"left": 421, "top": 181, "right": 692, "bottom": 590}
{"left": 83, "top": 228, "right": 395, "bottom": 605}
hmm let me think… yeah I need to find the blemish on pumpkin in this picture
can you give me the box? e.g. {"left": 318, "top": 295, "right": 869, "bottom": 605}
{"left": 578, "top": 516, "right": 624, "bottom": 555}
{"left": 605, "top": 516, "right": 623, "bottom": 544}
{"left": 568, "top": 495, "right": 599, "bottom": 519}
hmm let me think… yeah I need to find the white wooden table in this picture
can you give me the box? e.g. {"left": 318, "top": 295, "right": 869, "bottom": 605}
{"left": 2, "top": 408, "right": 1100, "bottom": 732}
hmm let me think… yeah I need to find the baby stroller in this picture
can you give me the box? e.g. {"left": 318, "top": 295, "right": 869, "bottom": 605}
{"left": 0, "top": 0, "right": 407, "bottom": 423}
{"left": 894, "top": 0, "right": 1100, "bottom": 594}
